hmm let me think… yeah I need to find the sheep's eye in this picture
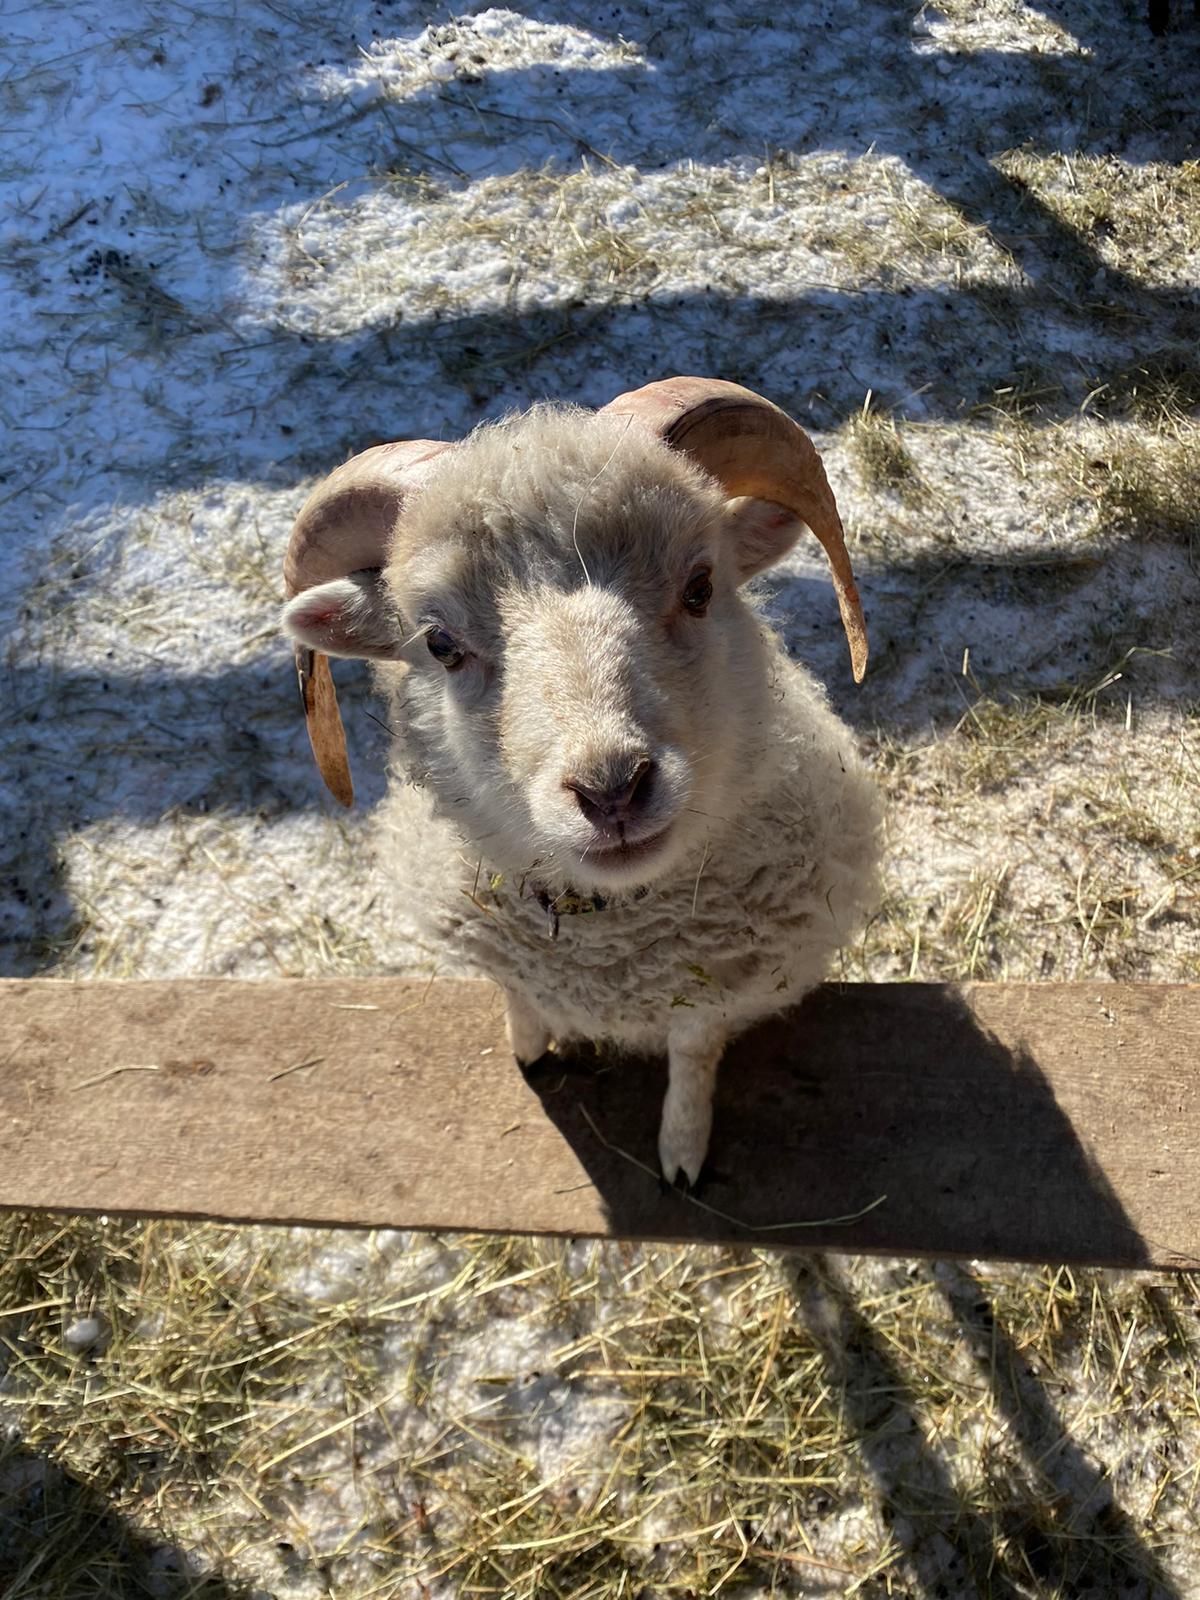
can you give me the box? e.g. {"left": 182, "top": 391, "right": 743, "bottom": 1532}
{"left": 681, "top": 570, "right": 713, "bottom": 615}
{"left": 426, "top": 627, "right": 465, "bottom": 669}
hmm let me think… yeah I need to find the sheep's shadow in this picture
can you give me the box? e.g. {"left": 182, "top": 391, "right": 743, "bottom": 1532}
{"left": 520, "top": 982, "right": 1166, "bottom": 1266}
{"left": 521, "top": 981, "right": 1185, "bottom": 1593}
{"left": 0, "top": 1439, "right": 251, "bottom": 1596}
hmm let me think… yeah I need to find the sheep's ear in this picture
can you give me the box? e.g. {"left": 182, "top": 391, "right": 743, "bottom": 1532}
{"left": 281, "top": 571, "right": 403, "bottom": 660}
{"left": 724, "top": 497, "right": 805, "bottom": 581}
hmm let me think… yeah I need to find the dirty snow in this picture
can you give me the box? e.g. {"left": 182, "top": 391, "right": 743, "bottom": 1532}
{"left": 2, "top": 0, "right": 1199, "bottom": 1594}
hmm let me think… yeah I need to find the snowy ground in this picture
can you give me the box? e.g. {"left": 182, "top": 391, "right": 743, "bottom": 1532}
{"left": 2, "top": 1, "right": 1199, "bottom": 1596}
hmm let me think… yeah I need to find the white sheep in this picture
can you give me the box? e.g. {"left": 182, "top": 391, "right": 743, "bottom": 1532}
{"left": 282, "top": 378, "right": 881, "bottom": 1187}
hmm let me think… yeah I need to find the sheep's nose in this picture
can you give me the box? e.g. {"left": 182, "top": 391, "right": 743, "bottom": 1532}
{"left": 564, "top": 757, "right": 655, "bottom": 827}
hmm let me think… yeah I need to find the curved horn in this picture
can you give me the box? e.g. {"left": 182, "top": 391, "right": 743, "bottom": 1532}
{"left": 284, "top": 439, "right": 453, "bottom": 806}
{"left": 285, "top": 439, "right": 453, "bottom": 598}
{"left": 601, "top": 378, "right": 868, "bottom": 682}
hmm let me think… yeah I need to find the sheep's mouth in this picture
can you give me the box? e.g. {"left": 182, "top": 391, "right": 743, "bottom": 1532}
{"left": 585, "top": 825, "right": 672, "bottom": 870}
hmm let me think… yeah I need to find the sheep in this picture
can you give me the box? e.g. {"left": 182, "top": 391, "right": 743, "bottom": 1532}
{"left": 281, "top": 377, "right": 882, "bottom": 1188}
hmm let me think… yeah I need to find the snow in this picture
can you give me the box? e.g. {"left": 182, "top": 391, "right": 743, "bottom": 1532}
{"left": 3, "top": 0, "right": 1199, "bottom": 1591}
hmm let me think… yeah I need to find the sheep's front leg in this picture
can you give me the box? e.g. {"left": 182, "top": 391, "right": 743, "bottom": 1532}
{"left": 659, "top": 1016, "right": 727, "bottom": 1189}
{"left": 505, "top": 988, "right": 552, "bottom": 1068}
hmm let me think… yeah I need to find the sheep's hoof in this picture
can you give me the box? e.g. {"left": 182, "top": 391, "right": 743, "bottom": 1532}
{"left": 657, "top": 1103, "right": 711, "bottom": 1194}
{"left": 658, "top": 1164, "right": 708, "bottom": 1198}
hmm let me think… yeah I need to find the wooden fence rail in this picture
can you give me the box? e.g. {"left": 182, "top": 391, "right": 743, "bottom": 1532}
{"left": 1, "top": 979, "right": 1197, "bottom": 1268}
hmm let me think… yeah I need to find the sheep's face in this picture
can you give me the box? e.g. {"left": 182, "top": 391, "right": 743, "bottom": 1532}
{"left": 381, "top": 409, "right": 794, "bottom": 893}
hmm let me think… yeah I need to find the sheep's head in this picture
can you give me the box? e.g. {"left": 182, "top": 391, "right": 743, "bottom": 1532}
{"left": 281, "top": 378, "right": 867, "bottom": 894}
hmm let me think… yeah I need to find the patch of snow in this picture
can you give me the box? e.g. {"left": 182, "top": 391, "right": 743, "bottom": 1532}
{"left": 3, "top": 0, "right": 1199, "bottom": 1592}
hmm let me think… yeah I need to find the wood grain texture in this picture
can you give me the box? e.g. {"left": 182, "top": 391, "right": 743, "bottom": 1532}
{"left": 1, "top": 979, "right": 1197, "bottom": 1268}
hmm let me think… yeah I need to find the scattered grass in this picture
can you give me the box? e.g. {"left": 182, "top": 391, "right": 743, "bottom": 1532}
{"left": 1094, "top": 351, "right": 1200, "bottom": 427}
{"left": 1061, "top": 428, "right": 1200, "bottom": 545}
{"left": 975, "top": 365, "right": 1066, "bottom": 421}
{"left": 951, "top": 694, "right": 1062, "bottom": 790}
{"left": 995, "top": 152, "right": 1200, "bottom": 286}
{"left": 847, "top": 397, "right": 929, "bottom": 506}
{"left": 988, "top": 410, "right": 1200, "bottom": 549}
{"left": 267, "top": 149, "right": 1017, "bottom": 340}
{"left": 857, "top": 688, "right": 1198, "bottom": 986}
{"left": 7, "top": 4, "right": 1200, "bottom": 1594}
{"left": 948, "top": 650, "right": 1153, "bottom": 791}
{"left": 7, "top": 1222, "right": 1198, "bottom": 1596}
{"left": 941, "top": 862, "right": 1015, "bottom": 978}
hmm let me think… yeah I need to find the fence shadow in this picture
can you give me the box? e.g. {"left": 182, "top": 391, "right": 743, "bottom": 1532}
{"left": 6, "top": 525, "right": 1196, "bottom": 981}
{"left": 20, "top": 0, "right": 1200, "bottom": 502}
{"left": 5, "top": 2, "right": 1197, "bottom": 1589}
{"left": 519, "top": 978, "right": 1182, "bottom": 1591}
{"left": 9, "top": 0, "right": 1200, "bottom": 984}
{"left": 789, "top": 1255, "right": 1181, "bottom": 1597}
{"left": 521, "top": 983, "right": 1160, "bottom": 1266}
{"left": 0, "top": 1439, "right": 251, "bottom": 1598}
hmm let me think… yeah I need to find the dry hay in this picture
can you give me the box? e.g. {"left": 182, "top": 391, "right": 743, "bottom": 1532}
{"left": 3, "top": 0, "right": 1200, "bottom": 1594}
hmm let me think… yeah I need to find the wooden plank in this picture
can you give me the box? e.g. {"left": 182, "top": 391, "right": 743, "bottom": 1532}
{"left": 1, "top": 979, "right": 1197, "bottom": 1268}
